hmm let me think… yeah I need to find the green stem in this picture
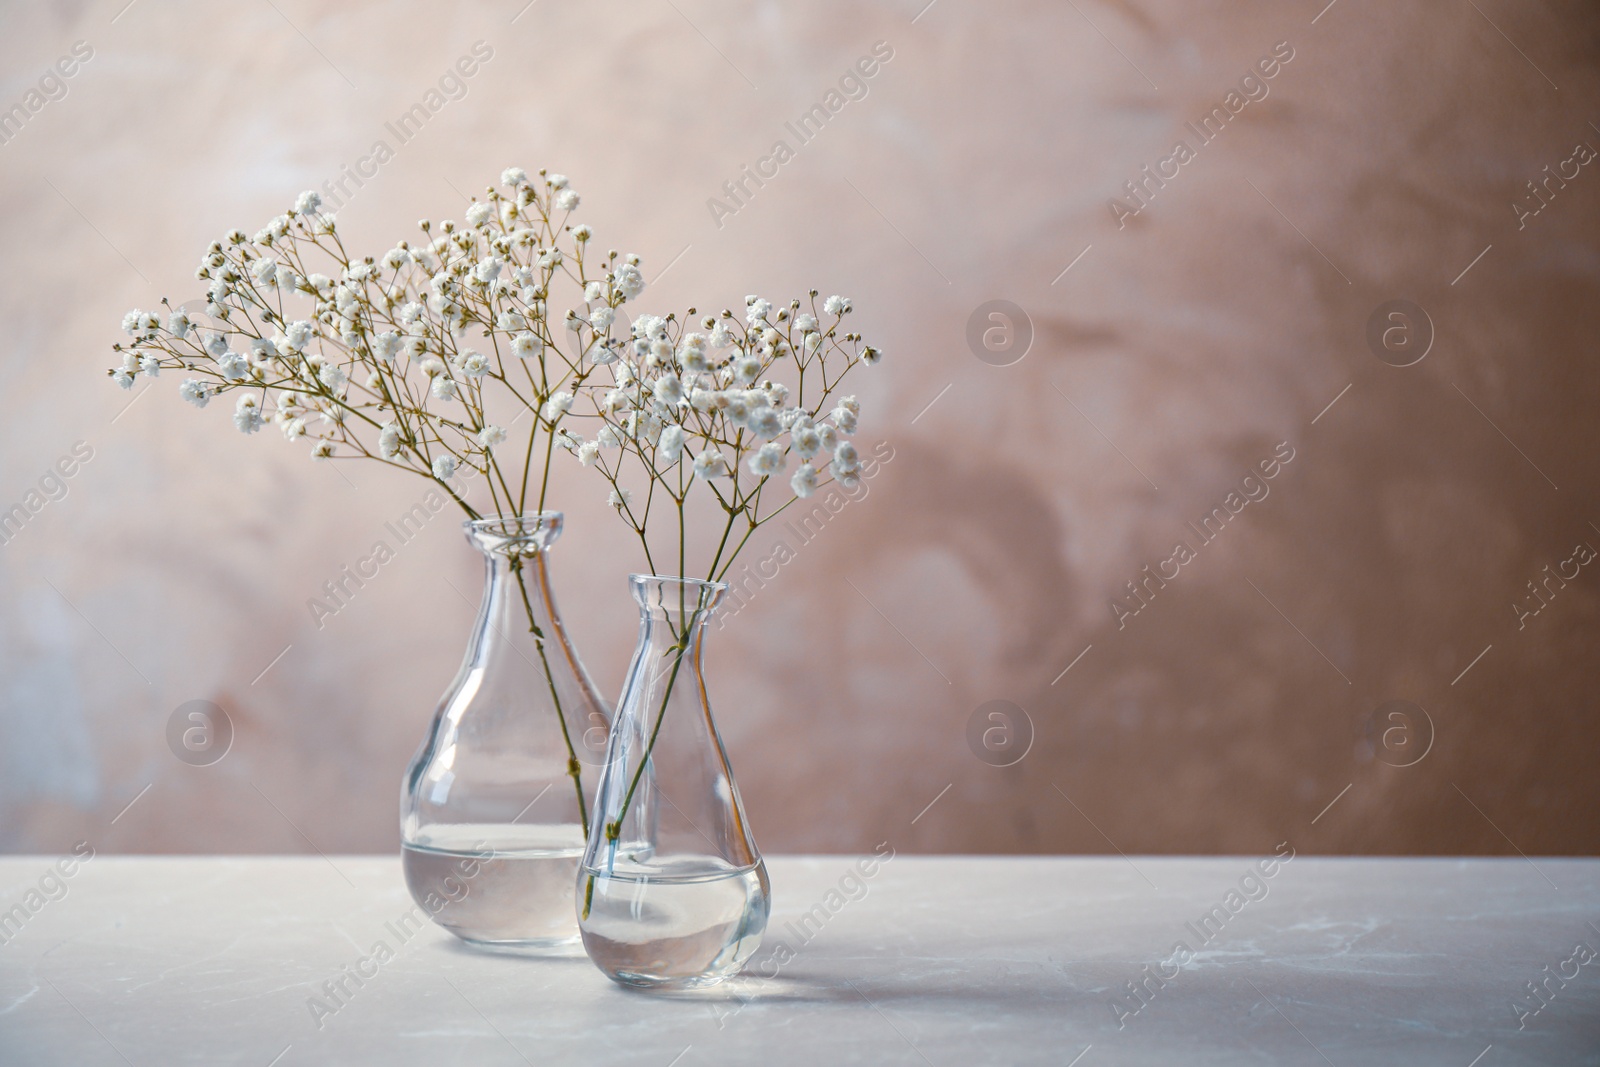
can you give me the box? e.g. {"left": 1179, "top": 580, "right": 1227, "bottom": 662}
{"left": 508, "top": 554, "right": 589, "bottom": 839}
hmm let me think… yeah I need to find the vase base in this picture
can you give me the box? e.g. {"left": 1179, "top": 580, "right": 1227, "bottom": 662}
{"left": 453, "top": 933, "right": 585, "bottom": 958}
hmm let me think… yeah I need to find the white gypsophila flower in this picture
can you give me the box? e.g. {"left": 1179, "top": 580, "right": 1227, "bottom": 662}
{"left": 343, "top": 262, "right": 374, "bottom": 284}
{"left": 307, "top": 273, "right": 332, "bottom": 294}
{"left": 735, "top": 355, "right": 762, "bottom": 384}
{"left": 319, "top": 364, "right": 348, "bottom": 392}
{"left": 832, "top": 406, "right": 858, "bottom": 434}
{"left": 121, "top": 351, "right": 140, "bottom": 373}
{"left": 838, "top": 395, "right": 860, "bottom": 415}
{"left": 282, "top": 417, "right": 307, "bottom": 440}
{"left": 432, "top": 376, "right": 458, "bottom": 401}
{"left": 217, "top": 352, "right": 250, "bottom": 381}
{"left": 432, "top": 454, "right": 457, "bottom": 480}
{"left": 656, "top": 425, "right": 685, "bottom": 465}
{"left": 709, "top": 323, "right": 733, "bottom": 349}
{"left": 502, "top": 167, "right": 527, "bottom": 186}
{"left": 554, "top": 189, "right": 579, "bottom": 212}
{"left": 284, "top": 320, "right": 314, "bottom": 350}
{"left": 746, "top": 297, "right": 772, "bottom": 326}
{"left": 652, "top": 373, "right": 683, "bottom": 407}
{"left": 724, "top": 394, "right": 752, "bottom": 428}
{"left": 474, "top": 258, "right": 502, "bottom": 284}
{"left": 793, "top": 426, "right": 822, "bottom": 458}
{"left": 597, "top": 425, "right": 622, "bottom": 449}
{"left": 748, "top": 442, "right": 786, "bottom": 477}
{"left": 615, "top": 264, "right": 644, "bottom": 300}
{"left": 590, "top": 306, "right": 615, "bottom": 331}
{"left": 459, "top": 351, "right": 489, "bottom": 378}
{"left": 372, "top": 332, "right": 400, "bottom": 361}
{"left": 498, "top": 311, "right": 526, "bottom": 332}
{"left": 608, "top": 487, "right": 632, "bottom": 510}
{"left": 585, "top": 281, "right": 605, "bottom": 303}
{"left": 548, "top": 173, "right": 569, "bottom": 189}
{"left": 692, "top": 449, "right": 728, "bottom": 480}
{"left": 419, "top": 358, "right": 446, "bottom": 379}
{"left": 803, "top": 332, "right": 822, "bottom": 354}
{"left": 378, "top": 422, "right": 402, "bottom": 458}
{"left": 576, "top": 441, "right": 600, "bottom": 467}
{"left": 111, "top": 368, "right": 134, "bottom": 389}
{"left": 823, "top": 294, "right": 850, "bottom": 316}
{"left": 795, "top": 313, "right": 818, "bottom": 333}
{"left": 311, "top": 439, "right": 334, "bottom": 460}
{"left": 121, "top": 309, "right": 142, "bottom": 335}
{"left": 602, "top": 387, "right": 633, "bottom": 415}
{"left": 817, "top": 423, "right": 839, "bottom": 453}
{"left": 400, "top": 301, "right": 425, "bottom": 326}
{"left": 139, "top": 355, "right": 161, "bottom": 378}
{"left": 465, "top": 203, "right": 493, "bottom": 227}
{"left": 572, "top": 224, "right": 592, "bottom": 242}
{"left": 295, "top": 190, "right": 321, "bottom": 215}
{"left": 204, "top": 333, "right": 227, "bottom": 357}
{"left": 382, "top": 247, "right": 410, "bottom": 270}
{"left": 477, "top": 425, "right": 507, "bottom": 449}
{"left": 861, "top": 344, "right": 882, "bottom": 365}
{"left": 512, "top": 332, "right": 543, "bottom": 358}
{"left": 791, "top": 463, "right": 818, "bottom": 498}
{"left": 538, "top": 248, "right": 562, "bottom": 270}
{"left": 832, "top": 441, "right": 860, "bottom": 474}
{"left": 179, "top": 379, "right": 210, "bottom": 408}
{"left": 750, "top": 408, "right": 783, "bottom": 438}
{"left": 167, "top": 311, "right": 191, "bottom": 338}
{"left": 233, "top": 393, "right": 264, "bottom": 434}
{"left": 543, "top": 391, "right": 574, "bottom": 420}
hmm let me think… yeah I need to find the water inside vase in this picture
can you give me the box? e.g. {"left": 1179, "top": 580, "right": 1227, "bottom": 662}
{"left": 579, "top": 854, "right": 770, "bottom": 988}
{"left": 403, "top": 823, "right": 585, "bottom": 949}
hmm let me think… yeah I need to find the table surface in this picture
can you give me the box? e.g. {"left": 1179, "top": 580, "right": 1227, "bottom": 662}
{"left": 1, "top": 855, "right": 1596, "bottom": 1065}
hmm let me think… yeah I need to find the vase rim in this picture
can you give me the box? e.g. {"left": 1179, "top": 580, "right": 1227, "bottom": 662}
{"left": 629, "top": 573, "right": 728, "bottom": 615}
{"left": 628, "top": 573, "right": 728, "bottom": 593}
{"left": 464, "top": 512, "right": 564, "bottom": 552}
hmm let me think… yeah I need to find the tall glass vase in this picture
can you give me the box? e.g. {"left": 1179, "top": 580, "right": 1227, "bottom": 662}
{"left": 401, "top": 513, "right": 608, "bottom": 953}
{"left": 577, "top": 575, "right": 770, "bottom": 989}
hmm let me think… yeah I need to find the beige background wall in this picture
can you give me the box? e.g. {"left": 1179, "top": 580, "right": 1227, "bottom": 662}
{"left": 1, "top": 0, "right": 1596, "bottom": 857}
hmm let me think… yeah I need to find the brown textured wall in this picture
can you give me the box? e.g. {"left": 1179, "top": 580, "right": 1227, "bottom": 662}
{"left": 1, "top": 0, "right": 1596, "bottom": 857}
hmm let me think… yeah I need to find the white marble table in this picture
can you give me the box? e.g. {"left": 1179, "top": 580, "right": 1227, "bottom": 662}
{"left": 1, "top": 855, "right": 1596, "bottom": 1065}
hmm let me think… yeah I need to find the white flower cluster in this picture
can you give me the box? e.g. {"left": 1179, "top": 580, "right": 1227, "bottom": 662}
{"left": 560, "top": 290, "right": 882, "bottom": 579}
{"left": 109, "top": 168, "right": 643, "bottom": 520}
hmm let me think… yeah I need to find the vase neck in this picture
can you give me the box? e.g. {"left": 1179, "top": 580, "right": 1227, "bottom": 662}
{"left": 630, "top": 574, "right": 726, "bottom": 625}
{"left": 466, "top": 513, "right": 566, "bottom": 665}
